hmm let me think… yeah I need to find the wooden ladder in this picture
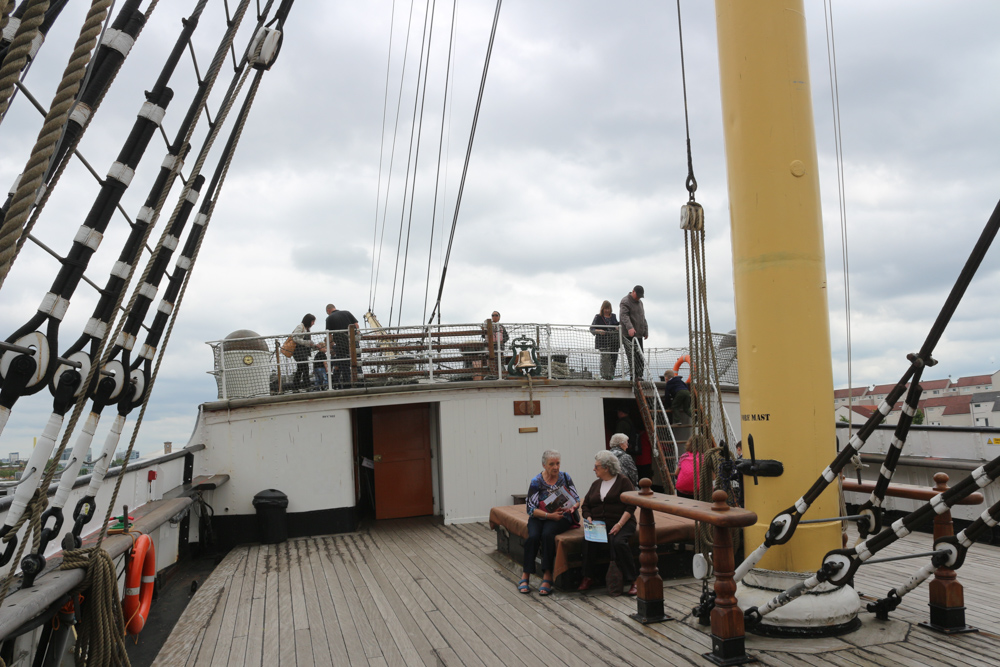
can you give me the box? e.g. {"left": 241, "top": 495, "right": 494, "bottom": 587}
{"left": 633, "top": 379, "right": 678, "bottom": 494}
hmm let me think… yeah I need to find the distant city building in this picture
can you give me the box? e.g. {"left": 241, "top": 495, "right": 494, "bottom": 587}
{"left": 8, "top": 453, "right": 18, "bottom": 464}
{"left": 834, "top": 369, "right": 1000, "bottom": 428}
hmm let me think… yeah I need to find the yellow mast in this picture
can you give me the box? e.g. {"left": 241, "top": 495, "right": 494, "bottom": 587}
{"left": 715, "top": 0, "right": 840, "bottom": 572}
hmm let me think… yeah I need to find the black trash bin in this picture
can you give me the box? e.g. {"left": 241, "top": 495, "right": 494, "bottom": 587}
{"left": 253, "top": 489, "right": 289, "bottom": 544}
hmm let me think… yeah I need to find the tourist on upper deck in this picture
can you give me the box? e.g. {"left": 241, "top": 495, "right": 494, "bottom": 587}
{"left": 620, "top": 286, "right": 648, "bottom": 380}
{"left": 578, "top": 450, "right": 638, "bottom": 596}
{"left": 325, "top": 303, "right": 359, "bottom": 388}
{"left": 590, "top": 300, "right": 620, "bottom": 380}
{"left": 608, "top": 433, "right": 638, "bottom": 487}
{"left": 291, "top": 314, "right": 318, "bottom": 390}
{"left": 520, "top": 450, "right": 580, "bottom": 596}
{"left": 486, "top": 311, "right": 508, "bottom": 374}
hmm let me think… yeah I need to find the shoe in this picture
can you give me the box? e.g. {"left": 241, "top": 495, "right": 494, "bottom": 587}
{"left": 539, "top": 579, "right": 554, "bottom": 596}
{"left": 577, "top": 577, "right": 595, "bottom": 592}
{"left": 517, "top": 578, "right": 530, "bottom": 594}
{"left": 626, "top": 583, "right": 638, "bottom": 596}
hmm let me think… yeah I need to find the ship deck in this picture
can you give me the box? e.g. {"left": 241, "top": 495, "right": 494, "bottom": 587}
{"left": 154, "top": 517, "right": 1000, "bottom": 667}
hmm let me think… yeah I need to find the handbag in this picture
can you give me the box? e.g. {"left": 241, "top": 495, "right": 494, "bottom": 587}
{"left": 280, "top": 336, "right": 296, "bottom": 358}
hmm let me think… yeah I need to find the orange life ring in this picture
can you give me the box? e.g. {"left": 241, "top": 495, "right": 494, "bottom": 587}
{"left": 122, "top": 534, "right": 155, "bottom": 634}
{"left": 673, "top": 354, "right": 694, "bottom": 384}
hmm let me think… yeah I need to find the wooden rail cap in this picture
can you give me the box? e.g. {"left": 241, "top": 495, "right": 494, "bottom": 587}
{"left": 622, "top": 480, "right": 756, "bottom": 528}
{"left": 842, "top": 476, "right": 983, "bottom": 505}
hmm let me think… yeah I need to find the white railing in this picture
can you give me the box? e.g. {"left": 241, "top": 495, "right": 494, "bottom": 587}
{"left": 207, "top": 323, "right": 738, "bottom": 400}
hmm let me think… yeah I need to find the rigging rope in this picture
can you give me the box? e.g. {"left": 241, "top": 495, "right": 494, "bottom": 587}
{"left": 369, "top": 0, "right": 397, "bottom": 313}
{"left": 0, "top": 0, "right": 48, "bottom": 125}
{"left": 0, "top": 1, "right": 12, "bottom": 41}
{"left": 427, "top": 0, "right": 501, "bottom": 324}
{"left": 675, "top": 0, "right": 696, "bottom": 199}
{"left": 371, "top": 0, "right": 417, "bottom": 315}
{"left": 396, "top": 0, "right": 439, "bottom": 327}
{"left": 675, "top": 0, "right": 737, "bottom": 558}
{"left": 0, "top": 0, "right": 113, "bottom": 291}
{"left": 423, "top": 0, "right": 456, "bottom": 323}
{"left": 99, "top": 65, "right": 262, "bottom": 552}
{"left": 823, "top": 0, "right": 854, "bottom": 442}
{"left": 388, "top": 0, "right": 432, "bottom": 328}
{"left": 0, "top": 0, "right": 255, "bottom": 614}
{"left": 17, "top": 0, "right": 161, "bottom": 259}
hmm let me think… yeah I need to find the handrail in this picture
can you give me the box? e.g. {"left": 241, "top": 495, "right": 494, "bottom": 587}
{"left": 841, "top": 478, "right": 983, "bottom": 505}
{"left": 209, "top": 323, "right": 736, "bottom": 399}
{"left": 622, "top": 480, "right": 756, "bottom": 664}
{"left": 621, "top": 486, "right": 756, "bottom": 528}
{"left": 0, "top": 444, "right": 205, "bottom": 512}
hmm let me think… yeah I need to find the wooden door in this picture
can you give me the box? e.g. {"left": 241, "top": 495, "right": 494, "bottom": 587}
{"left": 372, "top": 403, "right": 433, "bottom": 519}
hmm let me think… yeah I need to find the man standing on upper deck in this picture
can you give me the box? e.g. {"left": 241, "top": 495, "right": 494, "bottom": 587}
{"left": 620, "top": 286, "right": 648, "bottom": 381}
{"left": 325, "top": 304, "right": 359, "bottom": 388}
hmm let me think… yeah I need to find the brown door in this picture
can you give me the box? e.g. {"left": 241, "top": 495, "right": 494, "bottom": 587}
{"left": 372, "top": 403, "right": 433, "bottom": 519}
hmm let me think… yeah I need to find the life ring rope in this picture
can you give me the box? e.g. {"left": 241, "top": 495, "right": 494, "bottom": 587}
{"left": 673, "top": 354, "right": 694, "bottom": 384}
{"left": 122, "top": 533, "right": 155, "bottom": 634}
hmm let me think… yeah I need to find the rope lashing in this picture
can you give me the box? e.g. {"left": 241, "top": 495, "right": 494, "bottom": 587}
{"left": 60, "top": 547, "right": 130, "bottom": 667}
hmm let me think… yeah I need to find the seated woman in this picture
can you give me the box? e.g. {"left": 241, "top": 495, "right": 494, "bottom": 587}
{"left": 520, "top": 449, "right": 580, "bottom": 596}
{"left": 578, "top": 450, "right": 638, "bottom": 596}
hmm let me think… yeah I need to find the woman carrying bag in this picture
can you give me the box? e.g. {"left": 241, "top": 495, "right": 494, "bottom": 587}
{"left": 291, "top": 313, "right": 317, "bottom": 390}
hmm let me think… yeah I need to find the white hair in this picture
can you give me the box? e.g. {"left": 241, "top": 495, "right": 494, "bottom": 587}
{"left": 595, "top": 450, "right": 620, "bottom": 476}
{"left": 609, "top": 433, "right": 629, "bottom": 449}
{"left": 541, "top": 449, "right": 561, "bottom": 465}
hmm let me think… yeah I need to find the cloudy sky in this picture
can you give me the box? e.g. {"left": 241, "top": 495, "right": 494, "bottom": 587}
{"left": 1, "top": 1, "right": 998, "bottom": 459}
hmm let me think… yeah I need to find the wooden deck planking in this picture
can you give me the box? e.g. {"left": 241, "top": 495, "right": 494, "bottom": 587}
{"left": 276, "top": 541, "right": 297, "bottom": 667}
{"left": 158, "top": 519, "right": 1000, "bottom": 666}
{"left": 376, "top": 523, "right": 504, "bottom": 667}
{"left": 389, "top": 520, "right": 607, "bottom": 667}
{"left": 260, "top": 544, "right": 281, "bottom": 667}
{"left": 243, "top": 544, "right": 268, "bottom": 667}
{"left": 315, "top": 537, "right": 372, "bottom": 666}
{"left": 401, "top": 522, "right": 606, "bottom": 667}
{"left": 152, "top": 545, "right": 244, "bottom": 667}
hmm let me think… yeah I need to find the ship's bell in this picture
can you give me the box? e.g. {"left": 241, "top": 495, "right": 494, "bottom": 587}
{"left": 514, "top": 350, "right": 535, "bottom": 370}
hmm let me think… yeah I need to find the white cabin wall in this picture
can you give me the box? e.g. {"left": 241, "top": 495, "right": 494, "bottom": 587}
{"left": 199, "top": 402, "right": 355, "bottom": 517}
{"left": 438, "top": 388, "right": 608, "bottom": 523}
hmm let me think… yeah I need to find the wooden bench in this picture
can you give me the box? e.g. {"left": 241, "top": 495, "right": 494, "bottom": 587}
{"left": 489, "top": 504, "right": 696, "bottom": 589}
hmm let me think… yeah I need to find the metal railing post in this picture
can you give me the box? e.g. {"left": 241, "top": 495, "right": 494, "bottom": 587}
{"left": 219, "top": 344, "right": 227, "bottom": 399}
{"left": 546, "top": 326, "right": 552, "bottom": 380}
{"left": 427, "top": 325, "right": 434, "bottom": 382}
{"left": 326, "top": 332, "right": 333, "bottom": 391}
{"left": 497, "top": 327, "right": 504, "bottom": 380}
